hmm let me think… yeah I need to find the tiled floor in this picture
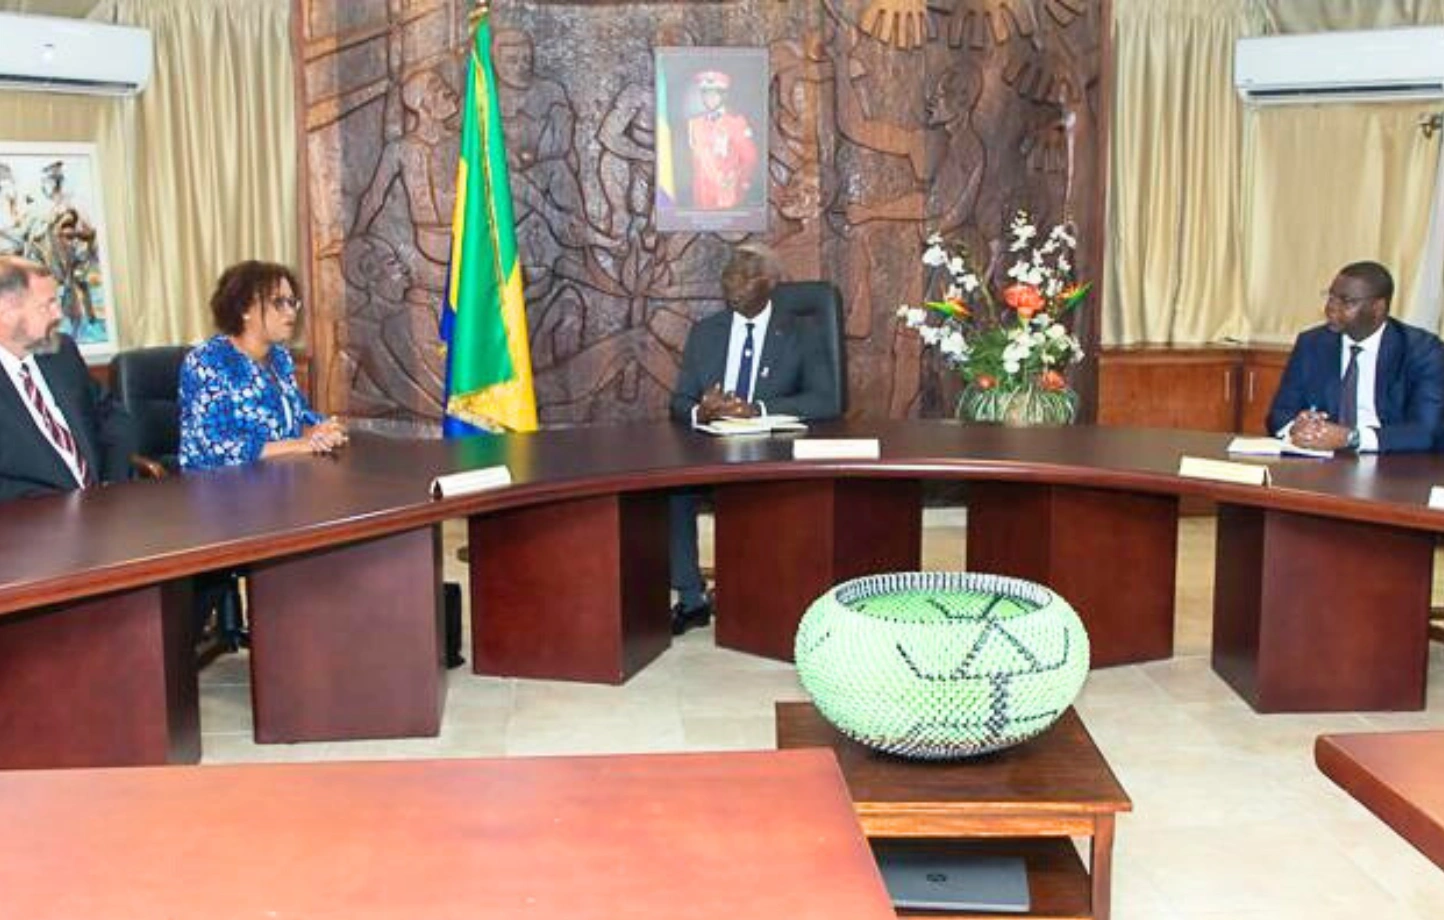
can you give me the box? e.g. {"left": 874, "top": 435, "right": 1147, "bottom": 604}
{"left": 200, "top": 512, "right": 1444, "bottom": 919}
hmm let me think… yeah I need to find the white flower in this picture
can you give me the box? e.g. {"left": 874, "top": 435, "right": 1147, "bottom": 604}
{"left": 1003, "top": 339, "right": 1032, "bottom": 363}
{"left": 944, "top": 283, "right": 962, "bottom": 301}
{"left": 1031, "top": 312, "right": 1052, "bottom": 327}
{"left": 1057, "top": 255, "right": 1071, "bottom": 273}
{"left": 948, "top": 255, "right": 966, "bottom": 276}
{"left": 922, "top": 244, "right": 947, "bottom": 268}
{"left": 940, "top": 330, "right": 967, "bottom": 357}
{"left": 1003, "top": 359, "right": 1021, "bottom": 375}
{"left": 918, "top": 326, "right": 942, "bottom": 346}
{"left": 1046, "top": 323, "right": 1066, "bottom": 339}
{"left": 960, "top": 273, "right": 980, "bottom": 293}
{"left": 896, "top": 304, "right": 909, "bottom": 318}
{"left": 1009, "top": 213, "right": 1037, "bottom": 251}
{"left": 1044, "top": 278, "right": 1063, "bottom": 298}
{"left": 906, "top": 307, "right": 927, "bottom": 327}
{"left": 926, "top": 231, "right": 944, "bottom": 247}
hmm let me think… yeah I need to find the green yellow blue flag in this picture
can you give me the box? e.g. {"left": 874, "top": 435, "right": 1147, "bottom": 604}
{"left": 440, "top": 10, "right": 537, "bottom": 436}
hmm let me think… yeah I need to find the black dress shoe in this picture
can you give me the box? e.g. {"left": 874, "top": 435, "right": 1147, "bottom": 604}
{"left": 670, "top": 599, "right": 713, "bottom": 636}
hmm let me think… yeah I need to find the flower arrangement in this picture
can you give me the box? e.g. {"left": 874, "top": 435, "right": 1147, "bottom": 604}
{"left": 896, "top": 211, "right": 1090, "bottom": 425}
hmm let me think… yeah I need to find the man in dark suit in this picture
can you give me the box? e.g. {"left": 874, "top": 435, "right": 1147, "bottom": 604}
{"left": 667, "top": 243, "right": 839, "bottom": 634}
{"left": 1267, "top": 260, "right": 1444, "bottom": 453}
{"left": 0, "top": 255, "right": 135, "bottom": 502}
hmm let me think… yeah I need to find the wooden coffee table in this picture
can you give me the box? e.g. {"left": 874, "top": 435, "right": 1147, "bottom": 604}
{"left": 776, "top": 702, "right": 1131, "bottom": 920}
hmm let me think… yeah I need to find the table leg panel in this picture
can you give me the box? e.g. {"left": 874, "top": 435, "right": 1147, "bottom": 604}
{"left": 249, "top": 527, "right": 443, "bottom": 742}
{"left": 968, "top": 483, "right": 1178, "bottom": 667}
{"left": 1214, "top": 506, "right": 1432, "bottom": 712}
{"left": 715, "top": 480, "right": 921, "bottom": 662}
{"left": 470, "top": 493, "right": 670, "bottom": 684}
{"left": 0, "top": 582, "right": 198, "bottom": 768}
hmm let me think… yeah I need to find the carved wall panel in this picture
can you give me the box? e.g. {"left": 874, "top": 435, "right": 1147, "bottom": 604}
{"left": 297, "top": 0, "right": 1108, "bottom": 423}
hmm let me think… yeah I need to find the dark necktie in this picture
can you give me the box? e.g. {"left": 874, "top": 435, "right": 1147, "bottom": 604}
{"left": 735, "top": 321, "right": 756, "bottom": 403}
{"left": 1338, "top": 343, "right": 1363, "bottom": 430}
{"left": 19, "top": 363, "right": 90, "bottom": 486}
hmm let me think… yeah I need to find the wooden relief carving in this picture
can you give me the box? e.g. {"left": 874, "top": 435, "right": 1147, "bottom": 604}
{"left": 297, "top": 0, "right": 1107, "bottom": 423}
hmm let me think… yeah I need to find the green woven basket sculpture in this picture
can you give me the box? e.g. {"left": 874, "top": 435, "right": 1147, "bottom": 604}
{"left": 794, "top": 572, "right": 1090, "bottom": 759}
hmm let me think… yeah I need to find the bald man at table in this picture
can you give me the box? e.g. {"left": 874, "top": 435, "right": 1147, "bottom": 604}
{"left": 667, "top": 243, "right": 838, "bottom": 635}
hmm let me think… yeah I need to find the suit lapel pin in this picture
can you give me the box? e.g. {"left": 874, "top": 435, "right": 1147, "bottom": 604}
{"left": 760, "top": 366, "right": 771, "bottom": 379}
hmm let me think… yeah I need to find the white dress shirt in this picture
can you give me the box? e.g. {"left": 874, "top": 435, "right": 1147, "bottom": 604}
{"left": 0, "top": 346, "right": 87, "bottom": 486}
{"left": 691, "top": 302, "right": 774, "bottom": 427}
{"left": 1342, "top": 323, "right": 1384, "bottom": 452}
{"left": 723, "top": 301, "right": 772, "bottom": 401}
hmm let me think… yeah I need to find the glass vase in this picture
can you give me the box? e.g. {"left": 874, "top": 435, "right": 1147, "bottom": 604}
{"left": 957, "top": 381, "right": 1078, "bottom": 426}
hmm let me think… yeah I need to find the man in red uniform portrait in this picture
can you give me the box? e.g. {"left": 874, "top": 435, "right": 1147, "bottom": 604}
{"left": 686, "top": 70, "right": 759, "bottom": 210}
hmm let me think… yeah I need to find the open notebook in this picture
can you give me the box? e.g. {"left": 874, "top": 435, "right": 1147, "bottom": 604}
{"left": 697, "top": 414, "right": 808, "bottom": 436}
{"left": 1226, "top": 436, "right": 1333, "bottom": 459}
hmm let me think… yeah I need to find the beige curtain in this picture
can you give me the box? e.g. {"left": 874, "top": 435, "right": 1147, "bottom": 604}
{"left": 1259, "top": 0, "right": 1444, "bottom": 33}
{"left": 101, "top": 0, "right": 297, "bottom": 346}
{"left": 1105, "top": 0, "right": 1268, "bottom": 345}
{"left": 1240, "top": 104, "right": 1443, "bottom": 342}
{"left": 0, "top": 0, "right": 295, "bottom": 348}
{"left": 1106, "top": 1, "right": 1444, "bottom": 346}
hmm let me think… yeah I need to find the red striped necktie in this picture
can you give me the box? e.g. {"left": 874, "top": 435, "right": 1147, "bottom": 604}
{"left": 18, "top": 363, "right": 90, "bottom": 487}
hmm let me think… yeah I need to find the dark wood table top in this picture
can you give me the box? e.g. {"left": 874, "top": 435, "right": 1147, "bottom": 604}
{"left": 8, "top": 420, "right": 1444, "bottom": 616}
{"left": 1316, "top": 731, "right": 1444, "bottom": 871}
{"left": 0, "top": 748, "right": 895, "bottom": 920}
{"left": 775, "top": 702, "right": 1130, "bottom": 818}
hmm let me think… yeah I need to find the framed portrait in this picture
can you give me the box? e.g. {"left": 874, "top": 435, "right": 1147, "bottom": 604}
{"left": 0, "top": 141, "right": 118, "bottom": 361}
{"left": 655, "top": 46, "right": 769, "bottom": 233}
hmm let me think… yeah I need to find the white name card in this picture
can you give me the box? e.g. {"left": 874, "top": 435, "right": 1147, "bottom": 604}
{"left": 792, "top": 438, "right": 881, "bottom": 461}
{"left": 430, "top": 465, "right": 512, "bottom": 499}
{"left": 1178, "top": 456, "right": 1271, "bottom": 487}
{"left": 1429, "top": 486, "right": 1444, "bottom": 510}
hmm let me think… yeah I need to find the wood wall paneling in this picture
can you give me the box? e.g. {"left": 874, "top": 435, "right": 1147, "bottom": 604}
{"left": 295, "top": 0, "right": 1110, "bottom": 424}
{"left": 1098, "top": 346, "right": 1292, "bottom": 435}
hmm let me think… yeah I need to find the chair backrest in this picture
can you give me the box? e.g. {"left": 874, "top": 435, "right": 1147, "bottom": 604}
{"left": 771, "top": 280, "right": 846, "bottom": 418}
{"left": 108, "top": 345, "right": 189, "bottom": 471}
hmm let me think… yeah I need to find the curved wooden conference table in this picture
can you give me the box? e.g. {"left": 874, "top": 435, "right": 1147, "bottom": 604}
{"left": 2, "top": 420, "right": 1441, "bottom": 769}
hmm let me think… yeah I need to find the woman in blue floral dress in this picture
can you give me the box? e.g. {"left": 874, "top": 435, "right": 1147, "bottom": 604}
{"left": 179, "top": 261, "right": 347, "bottom": 470}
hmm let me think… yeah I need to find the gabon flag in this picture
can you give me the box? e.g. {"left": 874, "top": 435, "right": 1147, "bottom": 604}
{"left": 439, "top": 6, "right": 537, "bottom": 436}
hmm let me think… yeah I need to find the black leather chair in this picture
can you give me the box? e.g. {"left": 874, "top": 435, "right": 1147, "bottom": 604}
{"left": 109, "top": 345, "right": 188, "bottom": 474}
{"left": 108, "top": 345, "right": 247, "bottom": 655}
{"left": 771, "top": 280, "right": 847, "bottom": 418}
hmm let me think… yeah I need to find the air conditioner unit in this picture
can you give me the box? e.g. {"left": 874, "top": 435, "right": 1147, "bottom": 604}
{"left": 1235, "top": 26, "right": 1444, "bottom": 105}
{"left": 0, "top": 13, "right": 152, "bottom": 97}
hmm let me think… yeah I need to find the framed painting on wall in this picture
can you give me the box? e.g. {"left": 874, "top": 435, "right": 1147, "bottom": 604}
{"left": 0, "top": 141, "right": 118, "bottom": 361}
{"left": 655, "top": 46, "right": 769, "bottom": 232}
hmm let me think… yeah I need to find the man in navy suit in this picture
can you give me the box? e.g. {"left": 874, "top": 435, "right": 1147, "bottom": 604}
{"left": 1267, "top": 260, "right": 1444, "bottom": 453}
{"left": 667, "top": 243, "right": 838, "bottom": 634}
{"left": 0, "top": 256, "right": 135, "bottom": 502}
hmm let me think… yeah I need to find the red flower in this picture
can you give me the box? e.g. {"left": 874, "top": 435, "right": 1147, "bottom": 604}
{"left": 1039, "top": 370, "right": 1068, "bottom": 392}
{"left": 975, "top": 374, "right": 997, "bottom": 390}
{"left": 1002, "top": 284, "right": 1045, "bottom": 320}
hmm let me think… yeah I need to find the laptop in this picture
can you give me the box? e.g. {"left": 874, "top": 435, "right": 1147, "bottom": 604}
{"left": 872, "top": 841, "right": 1030, "bottom": 913}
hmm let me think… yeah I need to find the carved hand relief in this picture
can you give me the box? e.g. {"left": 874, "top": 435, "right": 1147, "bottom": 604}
{"left": 298, "top": 0, "right": 1105, "bottom": 423}
{"left": 859, "top": 0, "right": 933, "bottom": 49}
